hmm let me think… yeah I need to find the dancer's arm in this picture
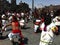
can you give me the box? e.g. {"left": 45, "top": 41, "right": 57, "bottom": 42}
{"left": 2, "top": 23, "right": 12, "bottom": 31}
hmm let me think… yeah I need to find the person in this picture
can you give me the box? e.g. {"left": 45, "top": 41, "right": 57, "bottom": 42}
{"left": 0, "top": 15, "right": 2, "bottom": 37}
{"left": 34, "top": 18, "right": 41, "bottom": 33}
{"left": 2, "top": 14, "right": 8, "bottom": 31}
{"left": 39, "top": 15, "right": 58, "bottom": 45}
{"left": 19, "top": 18, "right": 25, "bottom": 28}
{"left": 8, "top": 13, "right": 15, "bottom": 23}
{"left": 3, "top": 15, "right": 24, "bottom": 45}
{"left": 21, "top": 12, "right": 25, "bottom": 19}
{"left": 52, "top": 9, "right": 60, "bottom": 34}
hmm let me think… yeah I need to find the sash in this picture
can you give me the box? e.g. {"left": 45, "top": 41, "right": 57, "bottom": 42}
{"left": 44, "top": 25, "right": 47, "bottom": 31}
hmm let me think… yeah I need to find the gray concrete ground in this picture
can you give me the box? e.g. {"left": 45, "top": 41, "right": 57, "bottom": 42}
{"left": 0, "top": 22, "right": 60, "bottom": 45}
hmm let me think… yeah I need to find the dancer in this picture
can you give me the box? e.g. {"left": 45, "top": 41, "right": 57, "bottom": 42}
{"left": 39, "top": 15, "right": 58, "bottom": 45}
{"left": 3, "top": 15, "right": 24, "bottom": 45}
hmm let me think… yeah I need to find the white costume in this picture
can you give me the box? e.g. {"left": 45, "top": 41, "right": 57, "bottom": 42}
{"left": 8, "top": 16, "right": 12, "bottom": 22}
{"left": 2, "top": 14, "right": 7, "bottom": 31}
{"left": 19, "top": 19, "right": 25, "bottom": 27}
{"left": 52, "top": 16, "right": 60, "bottom": 32}
{"left": 7, "top": 12, "right": 11, "bottom": 16}
{"left": 2, "top": 20, "right": 8, "bottom": 31}
{"left": 39, "top": 22, "right": 56, "bottom": 45}
{"left": 8, "top": 33, "right": 20, "bottom": 40}
{"left": 52, "top": 16, "right": 60, "bottom": 26}
{"left": 8, "top": 13, "right": 15, "bottom": 22}
{"left": 21, "top": 12, "right": 24, "bottom": 17}
{"left": 34, "top": 19, "right": 41, "bottom": 32}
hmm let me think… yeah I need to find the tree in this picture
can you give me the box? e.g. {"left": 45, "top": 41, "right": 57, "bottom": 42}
{"left": 0, "top": 0, "right": 10, "bottom": 14}
{"left": 17, "top": 2, "right": 30, "bottom": 12}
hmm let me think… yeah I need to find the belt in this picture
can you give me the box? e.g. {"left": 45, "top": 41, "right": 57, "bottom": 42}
{"left": 40, "top": 40, "right": 52, "bottom": 43}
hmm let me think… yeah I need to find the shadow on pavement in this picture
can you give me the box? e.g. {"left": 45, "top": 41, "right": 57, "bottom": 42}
{"left": 36, "top": 29, "right": 42, "bottom": 33}
{"left": 0, "top": 34, "right": 8, "bottom": 40}
{"left": 12, "top": 42, "right": 19, "bottom": 45}
{"left": 21, "top": 27, "right": 31, "bottom": 29}
{"left": 12, "top": 37, "right": 28, "bottom": 45}
{"left": 23, "top": 37, "right": 28, "bottom": 44}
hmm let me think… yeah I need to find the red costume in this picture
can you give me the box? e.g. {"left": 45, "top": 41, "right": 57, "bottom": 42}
{"left": 12, "top": 22, "right": 24, "bottom": 45}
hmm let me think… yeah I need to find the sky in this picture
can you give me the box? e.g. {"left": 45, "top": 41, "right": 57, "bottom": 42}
{"left": 7, "top": 0, "right": 60, "bottom": 8}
